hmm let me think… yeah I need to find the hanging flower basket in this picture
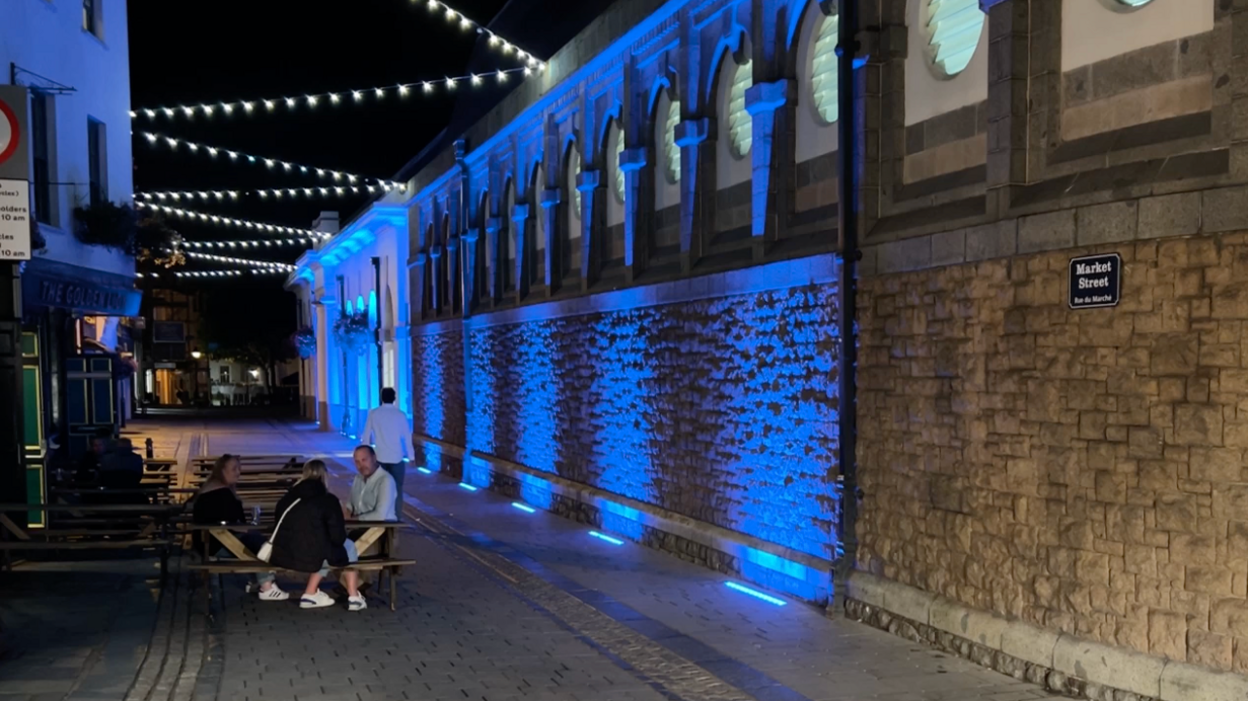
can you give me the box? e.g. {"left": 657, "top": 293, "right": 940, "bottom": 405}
{"left": 332, "top": 311, "right": 371, "bottom": 350}
{"left": 293, "top": 327, "right": 316, "bottom": 358}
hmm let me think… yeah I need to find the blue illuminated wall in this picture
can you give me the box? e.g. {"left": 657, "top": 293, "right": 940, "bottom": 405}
{"left": 412, "top": 328, "right": 467, "bottom": 478}
{"left": 459, "top": 276, "right": 841, "bottom": 563}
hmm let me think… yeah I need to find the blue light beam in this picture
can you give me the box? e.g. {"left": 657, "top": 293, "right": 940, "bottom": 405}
{"left": 724, "top": 581, "right": 787, "bottom": 606}
{"left": 511, "top": 502, "right": 536, "bottom": 513}
{"left": 589, "top": 531, "right": 624, "bottom": 545}
{"left": 458, "top": 483, "right": 478, "bottom": 492}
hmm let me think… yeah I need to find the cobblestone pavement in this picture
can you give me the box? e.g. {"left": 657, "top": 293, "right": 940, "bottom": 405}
{"left": 0, "top": 414, "right": 1058, "bottom": 701}
{"left": 195, "top": 417, "right": 1056, "bottom": 701}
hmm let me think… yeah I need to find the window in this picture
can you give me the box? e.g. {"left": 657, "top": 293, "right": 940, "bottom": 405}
{"left": 82, "top": 0, "right": 100, "bottom": 37}
{"left": 923, "top": 0, "right": 984, "bottom": 78}
{"left": 663, "top": 97, "right": 681, "bottom": 183}
{"left": 611, "top": 123, "right": 625, "bottom": 203}
{"left": 88, "top": 119, "right": 107, "bottom": 206}
{"left": 570, "top": 149, "right": 582, "bottom": 213}
{"left": 30, "top": 94, "right": 52, "bottom": 224}
{"left": 727, "top": 60, "right": 753, "bottom": 158}
{"left": 811, "top": 13, "right": 840, "bottom": 124}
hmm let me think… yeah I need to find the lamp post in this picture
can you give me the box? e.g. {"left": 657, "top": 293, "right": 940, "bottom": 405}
{"left": 190, "top": 350, "right": 202, "bottom": 406}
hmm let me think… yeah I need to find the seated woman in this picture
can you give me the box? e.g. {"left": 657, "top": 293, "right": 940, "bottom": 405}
{"left": 268, "top": 460, "right": 366, "bottom": 611}
{"left": 190, "top": 454, "right": 288, "bottom": 601}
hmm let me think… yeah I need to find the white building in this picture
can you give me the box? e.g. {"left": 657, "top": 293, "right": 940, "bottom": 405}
{"left": 2, "top": 0, "right": 139, "bottom": 482}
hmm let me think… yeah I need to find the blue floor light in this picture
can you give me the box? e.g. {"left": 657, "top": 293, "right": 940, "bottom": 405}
{"left": 458, "top": 483, "right": 478, "bottom": 492}
{"left": 589, "top": 531, "right": 624, "bottom": 545}
{"left": 417, "top": 467, "right": 432, "bottom": 475}
{"left": 511, "top": 502, "right": 536, "bottom": 513}
{"left": 724, "top": 582, "right": 787, "bottom": 606}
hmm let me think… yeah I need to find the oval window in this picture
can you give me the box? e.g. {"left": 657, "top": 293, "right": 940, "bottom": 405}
{"left": 923, "top": 0, "right": 985, "bottom": 78}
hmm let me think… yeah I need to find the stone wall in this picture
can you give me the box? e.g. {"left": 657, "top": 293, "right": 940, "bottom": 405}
{"left": 411, "top": 328, "right": 467, "bottom": 478}
{"left": 856, "top": 233, "right": 1248, "bottom": 673}
{"left": 459, "top": 278, "right": 842, "bottom": 562}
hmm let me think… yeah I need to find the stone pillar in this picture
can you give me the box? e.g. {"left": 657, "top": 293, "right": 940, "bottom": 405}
{"left": 430, "top": 245, "right": 444, "bottom": 315}
{"left": 484, "top": 217, "right": 503, "bottom": 304}
{"left": 446, "top": 237, "right": 460, "bottom": 313}
{"left": 675, "top": 118, "right": 714, "bottom": 274}
{"left": 983, "top": 0, "right": 1029, "bottom": 216}
{"left": 314, "top": 301, "right": 331, "bottom": 430}
{"left": 412, "top": 252, "right": 428, "bottom": 322}
{"left": 540, "top": 188, "right": 561, "bottom": 296}
{"left": 620, "top": 147, "right": 650, "bottom": 284}
{"left": 576, "top": 169, "right": 603, "bottom": 291}
{"left": 512, "top": 203, "right": 531, "bottom": 301}
{"left": 745, "top": 79, "right": 795, "bottom": 261}
{"left": 463, "top": 228, "right": 480, "bottom": 313}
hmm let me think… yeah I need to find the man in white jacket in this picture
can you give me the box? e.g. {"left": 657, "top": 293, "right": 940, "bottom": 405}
{"left": 361, "top": 387, "right": 415, "bottom": 517}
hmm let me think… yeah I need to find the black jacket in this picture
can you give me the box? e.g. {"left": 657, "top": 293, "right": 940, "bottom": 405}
{"left": 191, "top": 487, "right": 247, "bottom": 555}
{"left": 268, "top": 479, "right": 349, "bottom": 573}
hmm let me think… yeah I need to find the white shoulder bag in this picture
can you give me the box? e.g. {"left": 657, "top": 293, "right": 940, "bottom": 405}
{"left": 257, "top": 498, "right": 301, "bottom": 563}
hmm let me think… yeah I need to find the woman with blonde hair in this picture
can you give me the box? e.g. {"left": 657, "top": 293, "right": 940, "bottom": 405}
{"left": 267, "top": 459, "right": 365, "bottom": 611}
{"left": 190, "top": 454, "right": 288, "bottom": 601}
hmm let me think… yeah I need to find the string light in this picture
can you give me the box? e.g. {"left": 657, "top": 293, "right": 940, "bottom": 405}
{"left": 138, "top": 131, "right": 403, "bottom": 189}
{"left": 136, "top": 201, "right": 332, "bottom": 239}
{"left": 185, "top": 251, "right": 296, "bottom": 271}
{"left": 181, "top": 237, "right": 319, "bottom": 250}
{"left": 174, "top": 269, "right": 291, "bottom": 278}
{"left": 410, "top": 0, "right": 543, "bottom": 70}
{"left": 136, "top": 183, "right": 394, "bottom": 203}
{"left": 129, "top": 67, "right": 532, "bottom": 121}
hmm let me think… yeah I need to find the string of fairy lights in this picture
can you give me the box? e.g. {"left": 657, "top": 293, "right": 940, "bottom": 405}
{"left": 136, "top": 0, "right": 550, "bottom": 278}
{"left": 130, "top": 67, "right": 532, "bottom": 121}
{"left": 136, "top": 184, "right": 394, "bottom": 202}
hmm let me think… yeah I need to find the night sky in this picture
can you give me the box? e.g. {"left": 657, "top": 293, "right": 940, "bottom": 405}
{"left": 127, "top": 0, "right": 519, "bottom": 308}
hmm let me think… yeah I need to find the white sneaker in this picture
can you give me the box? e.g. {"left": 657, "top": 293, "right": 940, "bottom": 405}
{"left": 348, "top": 595, "right": 367, "bottom": 612}
{"left": 257, "top": 585, "right": 289, "bottom": 601}
{"left": 299, "top": 590, "right": 335, "bottom": 609}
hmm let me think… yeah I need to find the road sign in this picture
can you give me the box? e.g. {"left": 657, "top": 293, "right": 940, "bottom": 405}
{"left": 1068, "top": 253, "right": 1121, "bottom": 310}
{"left": 0, "top": 180, "right": 31, "bottom": 260}
{"left": 0, "top": 87, "right": 29, "bottom": 181}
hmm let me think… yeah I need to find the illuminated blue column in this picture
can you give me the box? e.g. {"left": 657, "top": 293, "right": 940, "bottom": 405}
{"left": 463, "top": 228, "right": 480, "bottom": 311}
{"left": 675, "top": 118, "right": 713, "bottom": 274}
{"left": 620, "top": 147, "right": 649, "bottom": 284}
{"left": 430, "top": 245, "right": 444, "bottom": 314}
{"left": 511, "top": 203, "right": 531, "bottom": 301}
{"left": 576, "top": 169, "right": 603, "bottom": 291}
{"left": 745, "top": 79, "right": 795, "bottom": 261}
{"left": 485, "top": 217, "right": 503, "bottom": 304}
{"left": 539, "top": 188, "right": 561, "bottom": 297}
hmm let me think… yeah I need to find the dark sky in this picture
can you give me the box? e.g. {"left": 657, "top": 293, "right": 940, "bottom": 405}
{"left": 127, "top": 0, "right": 520, "bottom": 319}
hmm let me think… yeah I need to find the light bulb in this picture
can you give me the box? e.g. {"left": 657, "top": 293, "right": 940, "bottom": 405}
{"left": 265, "top": 100, "right": 276, "bottom": 111}
{"left": 285, "top": 97, "right": 297, "bottom": 108}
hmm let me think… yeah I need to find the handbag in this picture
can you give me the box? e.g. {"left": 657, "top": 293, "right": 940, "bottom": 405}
{"left": 256, "top": 498, "right": 300, "bottom": 562}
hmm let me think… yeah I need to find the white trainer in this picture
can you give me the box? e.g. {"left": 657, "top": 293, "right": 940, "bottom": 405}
{"left": 299, "top": 590, "right": 335, "bottom": 609}
{"left": 348, "top": 595, "right": 367, "bottom": 612}
{"left": 257, "top": 585, "right": 290, "bottom": 601}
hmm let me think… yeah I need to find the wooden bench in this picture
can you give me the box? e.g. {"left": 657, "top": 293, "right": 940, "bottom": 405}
{"left": 0, "top": 503, "right": 184, "bottom": 580}
{"left": 186, "top": 521, "right": 413, "bottom": 611}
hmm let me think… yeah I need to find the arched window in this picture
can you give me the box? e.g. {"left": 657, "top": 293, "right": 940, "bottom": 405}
{"left": 923, "top": 0, "right": 985, "bottom": 78}
{"left": 534, "top": 163, "right": 547, "bottom": 286}
{"left": 367, "top": 290, "right": 377, "bottom": 327}
{"left": 663, "top": 96, "right": 681, "bottom": 183}
{"left": 811, "top": 12, "right": 839, "bottom": 124}
{"left": 610, "top": 121, "right": 626, "bottom": 203}
{"left": 727, "top": 60, "right": 753, "bottom": 158}
{"left": 505, "top": 182, "right": 516, "bottom": 291}
{"left": 565, "top": 145, "right": 582, "bottom": 278}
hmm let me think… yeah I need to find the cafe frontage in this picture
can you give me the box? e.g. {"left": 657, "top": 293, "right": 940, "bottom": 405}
{"left": 20, "top": 257, "right": 141, "bottom": 524}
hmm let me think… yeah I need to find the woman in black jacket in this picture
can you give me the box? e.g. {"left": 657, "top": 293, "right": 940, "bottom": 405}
{"left": 269, "top": 460, "right": 364, "bottom": 611}
{"left": 191, "top": 455, "right": 288, "bottom": 601}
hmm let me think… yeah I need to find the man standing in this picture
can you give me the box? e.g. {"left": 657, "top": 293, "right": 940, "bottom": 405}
{"left": 346, "top": 445, "right": 397, "bottom": 522}
{"left": 361, "top": 387, "right": 415, "bottom": 517}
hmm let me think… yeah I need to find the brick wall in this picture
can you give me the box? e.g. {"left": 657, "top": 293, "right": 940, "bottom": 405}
{"left": 411, "top": 329, "right": 467, "bottom": 477}
{"left": 462, "top": 282, "right": 841, "bottom": 561}
{"left": 857, "top": 234, "right": 1248, "bottom": 673}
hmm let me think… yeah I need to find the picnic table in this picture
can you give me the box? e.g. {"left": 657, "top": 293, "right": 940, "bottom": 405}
{"left": 0, "top": 503, "right": 185, "bottom": 579}
{"left": 186, "top": 520, "right": 414, "bottom": 611}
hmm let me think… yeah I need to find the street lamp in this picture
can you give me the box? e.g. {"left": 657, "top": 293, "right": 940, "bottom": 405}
{"left": 191, "top": 350, "right": 202, "bottom": 360}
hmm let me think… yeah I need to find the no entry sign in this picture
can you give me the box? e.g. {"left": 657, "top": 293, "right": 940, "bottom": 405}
{"left": 0, "top": 86, "right": 31, "bottom": 261}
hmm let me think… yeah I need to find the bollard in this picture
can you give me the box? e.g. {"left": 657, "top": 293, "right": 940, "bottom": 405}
{"left": 145, "top": 437, "right": 154, "bottom": 459}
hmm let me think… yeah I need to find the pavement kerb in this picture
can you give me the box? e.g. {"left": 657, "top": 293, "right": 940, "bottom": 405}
{"left": 846, "top": 571, "right": 1248, "bottom": 701}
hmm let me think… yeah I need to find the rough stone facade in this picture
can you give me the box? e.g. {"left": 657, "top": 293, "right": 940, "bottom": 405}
{"left": 411, "top": 329, "right": 467, "bottom": 478}
{"left": 461, "top": 282, "right": 840, "bottom": 562}
{"left": 857, "top": 234, "right": 1248, "bottom": 673}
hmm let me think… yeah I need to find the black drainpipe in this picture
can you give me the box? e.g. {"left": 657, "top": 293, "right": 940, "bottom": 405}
{"left": 372, "top": 256, "right": 383, "bottom": 399}
{"left": 832, "top": 0, "right": 861, "bottom": 612}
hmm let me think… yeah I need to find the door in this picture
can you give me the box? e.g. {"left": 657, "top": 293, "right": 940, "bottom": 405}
{"left": 65, "top": 355, "right": 115, "bottom": 460}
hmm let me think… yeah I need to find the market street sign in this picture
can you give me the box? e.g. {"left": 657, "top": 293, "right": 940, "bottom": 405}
{"left": 1068, "top": 253, "right": 1121, "bottom": 310}
{"left": 0, "top": 86, "right": 31, "bottom": 261}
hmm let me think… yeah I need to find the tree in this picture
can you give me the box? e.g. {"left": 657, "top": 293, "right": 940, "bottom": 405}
{"left": 199, "top": 282, "right": 296, "bottom": 399}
